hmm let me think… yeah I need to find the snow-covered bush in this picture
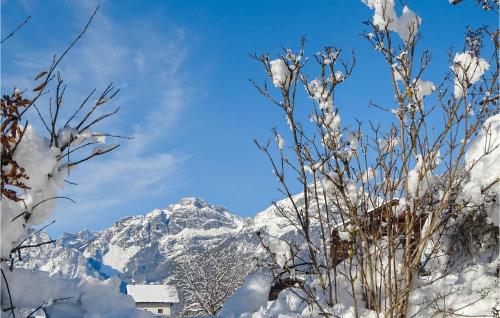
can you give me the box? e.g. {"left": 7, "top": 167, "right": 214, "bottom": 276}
{"left": 227, "top": 1, "right": 499, "bottom": 317}
{"left": 1, "top": 8, "right": 153, "bottom": 318}
{"left": 174, "top": 246, "right": 256, "bottom": 316}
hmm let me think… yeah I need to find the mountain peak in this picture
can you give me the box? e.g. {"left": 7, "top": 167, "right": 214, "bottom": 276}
{"left": 167, "top": 197, "right": 230, "bottom": 216}
{"left": 18, "top": 196, "right": 297, "bottom": 285}
{"left": 177, "top": 197, "right": 211, "bottom": 209}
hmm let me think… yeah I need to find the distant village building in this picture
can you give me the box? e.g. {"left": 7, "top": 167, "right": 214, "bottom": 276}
{"left": 126, "top": 284, "right": 179, "bottom": 317}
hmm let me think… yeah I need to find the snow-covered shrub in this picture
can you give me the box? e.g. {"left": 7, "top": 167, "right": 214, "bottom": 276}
{"left": 228, "top": 1, "right": 499, "bottom": 317}
{"left": 174, "top": 246, "right": 256, "bottom": 316}
{"left": 1, "top": 8, "right": 153, "bottom": 318}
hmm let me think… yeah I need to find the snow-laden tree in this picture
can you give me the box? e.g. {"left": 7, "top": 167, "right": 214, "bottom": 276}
{"left": 222, "top": 1, "right": 499, "bottom": 317}
{"left": 1, "top": 8, "right": 153, "bottom": 318}
{"left": 174, "top": 246, "right": 255, "bottom": 316}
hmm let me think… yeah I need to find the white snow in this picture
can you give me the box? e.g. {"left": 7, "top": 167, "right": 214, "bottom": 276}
{"left": 270, "top": 59, "right": 291, "bottom": 89}
{"left": 407, "top": 151, "right": 441, "bottom": 200}
{"left": 321, "top": 175, "right": 335, "bottom": 193}
{"left": 452, "top": 52, "right": 490, "bottom": 98}
{"left": 170, "top": 225, "right": 243, "bottom": 240}
{"left": 2, "top": 126, "right": 63, "bottom": 258}
{"left": 276, "top": 133, "right": 285, "bottom": 150}
{"left": 126, "top": 284, "right": 179, "bottom": 303}
{"left": 218, "top": 271, "right": 273, "bottom": 318}
{"left": 91, "top": 144, "right": 117, "bottom": 155}
{"left": 362, "top": 1, "right": 421, "bottom": 42}
{"left": 251, "top": 201, "right": 298, "bottom": 237}
{"left": 414, "top": 79, "right": 435, "bottom": 102}
{"left": 338, "top": 231, "right": 351, "bottom": 241}
{"left": 57, "top": 127, "right": 78, "bottom": 146}
{"left": 461, "top": 114, "right": 500, "bottom": 226}
{"left": 57, "top": 127, "right": 106, "bottom": 147}
{"left": 307, "top": 78, "right": 333, "bottom": 111}
{"left": 363, "top": 0, "right": 397, "bottom": 30}
{"left": 409, "top": 262, "right": 500, "bottom": 317}
{"left": 260, "top": 233, "right": 291, "bottom": 268}
{"left": 396, "top": 6, "right": 421, "bottom": 41}
{"left": 392, "top": 63, "right": 403, "bottom": 81}
{"left": 324, "top": 112, "right": 341, "bottom": 133}
{"left": 103, "top": 244, "right": 141, "bottom": 272}
{"left": 334, "top": 71, "right": 344, "bottom": 82}
{"left": 1, "top": 266, "right": 153, "bottom": 317}
{"left": 348, "top": 132, "right": 359, "bottom": 152}
{"left": 303, "top": 165, "right": 313, "bottom": 175}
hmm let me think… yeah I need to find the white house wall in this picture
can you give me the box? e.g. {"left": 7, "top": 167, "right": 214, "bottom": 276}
{"left": 136, "top": 302, "right": 171, "bottom": 317}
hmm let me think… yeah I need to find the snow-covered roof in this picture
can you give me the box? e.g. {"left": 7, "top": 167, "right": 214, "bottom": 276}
{"left": 126, "top": 284, "right": 179, "bottom": 303}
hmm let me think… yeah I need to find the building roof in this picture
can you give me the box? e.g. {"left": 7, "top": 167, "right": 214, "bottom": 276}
{"left": 126, "top": 284, "right": 179, "bottom": 303}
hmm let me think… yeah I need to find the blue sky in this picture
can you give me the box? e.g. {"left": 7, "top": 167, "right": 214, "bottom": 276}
{"left": 2, "top": 0, "right": 496, "bottom": 236}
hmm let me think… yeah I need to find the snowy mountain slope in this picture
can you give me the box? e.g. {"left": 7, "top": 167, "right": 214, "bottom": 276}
{"left": 17, "top": 196, "right": 297, "bottom": 285}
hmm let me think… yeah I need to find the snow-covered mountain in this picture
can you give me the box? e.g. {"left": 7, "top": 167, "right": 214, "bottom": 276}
{"left": 17, "top": 197, "right": 295, "bottom": 285}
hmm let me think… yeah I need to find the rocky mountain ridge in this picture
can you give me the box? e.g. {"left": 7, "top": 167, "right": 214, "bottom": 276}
{"left": 18, "top": 196, "right": 296, "bottom": 285}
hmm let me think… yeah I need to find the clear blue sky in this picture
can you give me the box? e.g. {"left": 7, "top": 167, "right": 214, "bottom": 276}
{"left": 2, "top": 0, "right": 496, "bottom": 236}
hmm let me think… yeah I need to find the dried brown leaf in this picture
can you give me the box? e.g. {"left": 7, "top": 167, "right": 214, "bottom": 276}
{"left": 34, "top": 71, "right": 48, "bottom": 80}
{"left": 33, "top": 82, "right": 46, "bottom": 92}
